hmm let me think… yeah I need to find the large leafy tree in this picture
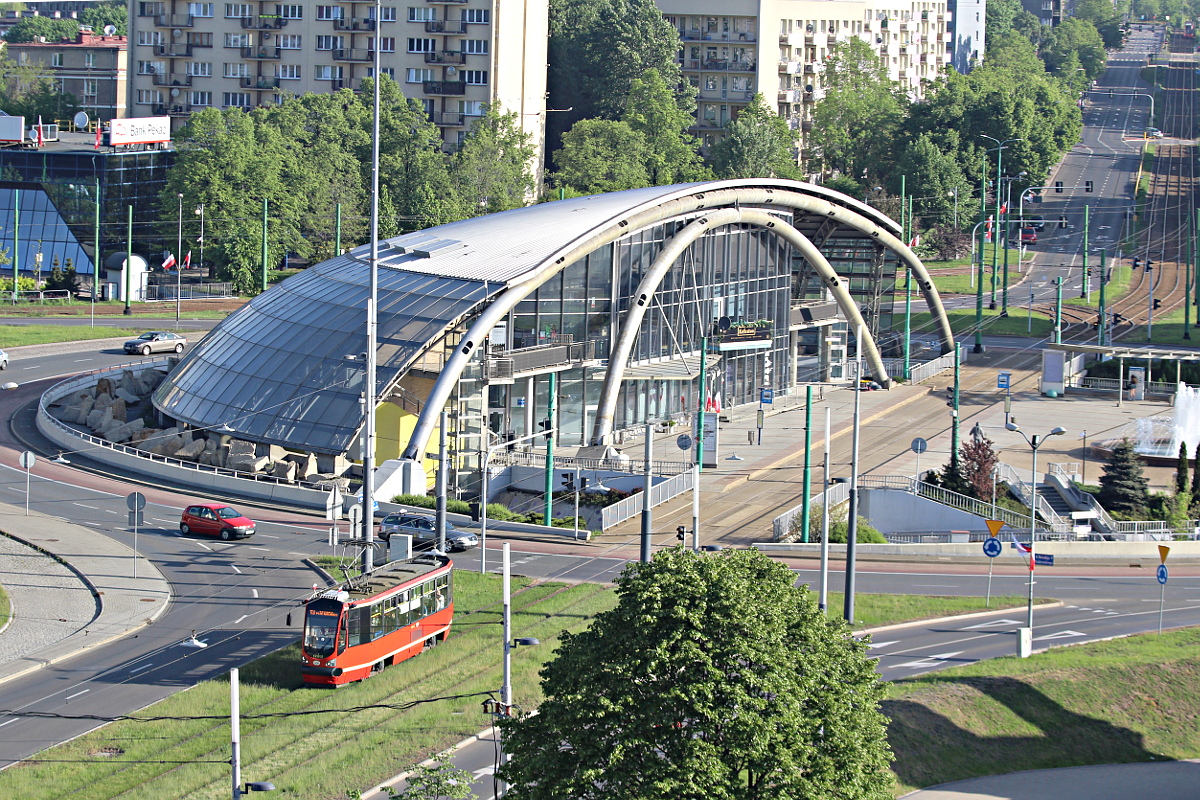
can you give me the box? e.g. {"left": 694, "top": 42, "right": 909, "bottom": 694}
{"left": 1042, "top": 18, "right": 1108, "bottom": 80}
{"left": 809, "top": 38, "right": 905, "bottom": 185}
{"left": 450, "top": 104, "right": 536, "bottom": 215}
{"left": 708, "top": 94, "right": 800, "bottom": 179}
{"left": 621, "top": 69, "right": 708, "bottom": 185}
{"left": 4, "top": 17, "right": 81, "bottom": 43}
{"left": 1074, "top": 0, "right": 1126, "bottom": 48}
{"left": 890, "top": 134, "right": 971, "bottom": 227}
{"left": 553, "top": 118, "right": 650, "bottom": 193}
{"left": 497, "top": 547, "right": 893, "bottom": 800}
{"left": 80, "top": 2, "right": 126, "bottom": 36}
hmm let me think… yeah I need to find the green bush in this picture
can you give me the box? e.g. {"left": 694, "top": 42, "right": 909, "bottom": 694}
{"left": 792, "top": 503, "right": 887, "bottom": 543}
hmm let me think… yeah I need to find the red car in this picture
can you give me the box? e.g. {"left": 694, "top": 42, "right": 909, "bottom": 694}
{"left": 180, "top": 503, "right": 257, "bottom": 540}
{"left": 1020, "top": 228, "right": 1038, "bottom": 245}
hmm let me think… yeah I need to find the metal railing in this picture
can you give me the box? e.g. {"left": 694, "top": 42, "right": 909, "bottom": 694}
{"left": 771, "top": 480, "right": 850, "bottom": 540}
{"left": 600, "top": 469, "right": 694, "bottom": 530}
{"left": 997, "top": 462, "right": 1072, "bottom": 532}
{"left": 491, "top": 449, "right": 693, "bottom": 477}
{"left": 143, "top": 282, "right": 235, "bottom": 301}
{"left": 1048, "top": 462, "right": 1080, "bottom": 479}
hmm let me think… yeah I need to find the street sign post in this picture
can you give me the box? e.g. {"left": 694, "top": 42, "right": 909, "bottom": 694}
{"left": 325, "top": 487, "right": 343, "bottom": 521}
{"left": 983, "top": 537, "right": 1003, "bottom": 557}
{"left": 998, "top": 371, "right": 1011, "bottom": 389}
{"left": 1157, "top": 545, "right": 1170, "bottom": 633}
{"left": 983, "top": 519, "right": 1004, "bottom": 606}
{"left": 126, "top": 491, "right": 146, "bottom": 579}
{"left": 1033, "top": 553, "right": 1055, "bottom": 567}
{"left": 759, "top": 388, "right": 774, "bottom": 404}
{"left": 676, "top": 433, "right": 693, "bottom": 451}
{"left": 18, "top": 451, "right": 35, "bottom": 516}
{"left": 910, "top": 437, "right": 928, "bottom": 480}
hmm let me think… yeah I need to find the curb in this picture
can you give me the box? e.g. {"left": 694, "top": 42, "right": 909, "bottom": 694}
{"left": 853, "top": 601, "right": 1064, "bottom": 637}
{"left": 362, "top": 727, "right": 499, "bottom": 800}
{"left": 721, "top": 385, "right": 934, "bottom": 493}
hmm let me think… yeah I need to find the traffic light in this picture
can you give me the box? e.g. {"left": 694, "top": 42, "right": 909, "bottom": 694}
{"left": 1055, "top": 181, "right": 1064, "bottom": 193}
{"left": 1094, "top": 316, "right": 1101, "bottom": 329}
{"left": 561, "top": 472, "right": 576, "bottom": 492}
{"left": 469, "top": 501, "right": 481, "bottom": 522}
{"left": 539, "top": 418, "right": 553, "bottom": 441}
{"left": 1154, "top": 298, "right": 1162, "bottom": 309}
{"left": 676, "top": 525, "right": 687, "bottom": 542}
{"left": 1059, "top": 215, "right": 1067, "bottom": 228}
{"left": 1146, "top": 260, "right": 1154, "bottom": 272}
{"left": 1133, "top": 257, "right": 1141, "bottom": 270}
{"left": 579, "top": 477, "right": 590, "bottom": 492}
{"left": 1085, "top": 180, "right": 1094, "bottom": 192}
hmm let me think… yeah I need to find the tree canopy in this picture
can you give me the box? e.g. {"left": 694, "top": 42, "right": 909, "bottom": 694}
{"left": 4, "top": 16, "right": 81, "bottom": 43}
{"left": 497, "top": 547, "right": 893, "bottom": 800}
{"left": 80, "top": 2, "right": 127, "bottom": 36}
{"left": 709, "top": 94, "right": 800, "bottom": 180}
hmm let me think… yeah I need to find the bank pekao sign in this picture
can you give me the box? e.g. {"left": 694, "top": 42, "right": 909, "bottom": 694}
{"left": 108, "top": 116, "right": 171, "bottom": 146}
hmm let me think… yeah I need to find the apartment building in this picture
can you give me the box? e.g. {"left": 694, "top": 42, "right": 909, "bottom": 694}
{"left": 657, "top": 0, "right": 951, "bottom": 158}
{"left": 125, "top": 0, "right": 547, "bottom": 157}
{"left": 5, "top": 28, "right": 129, "bottom": 122}
{"left": 946, "top": 0, "right": 984, "bottom": 73}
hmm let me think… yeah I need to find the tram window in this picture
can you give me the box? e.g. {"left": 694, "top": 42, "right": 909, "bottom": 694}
{"left": 348, "top": 607, "right": 369, "bottom": 646}
{"left": 370, "top": 605, "right": 384, "bottom": 639}
{"left": 384, "top": 599, "right": 400, "bottom": 633}
{"left": 338, "top": 625, "right": 347, "bottom": 654}
{"left": 398, "top": 590, "right": 412, "bottom": 625}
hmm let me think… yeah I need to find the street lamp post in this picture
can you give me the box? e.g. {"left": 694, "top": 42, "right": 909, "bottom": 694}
{"left": 195, "top": 203, "right": 205, "bottom": 278}
{"left": 480, "top": 428, "right": 553, "bottom": 574}
{"left": 175, "top": 192, "right": 183, "bottom": 326}
{"left": 981, "top": 135, "right": 1025, "bottom": 312}
{"left": 969, "top": 218, "right": 991, "bottom": 353}
{"left": 1006, "top": 422, "right": 1066, "bottom": 632}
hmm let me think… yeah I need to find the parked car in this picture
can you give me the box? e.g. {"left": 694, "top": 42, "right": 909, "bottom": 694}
{"left": 379, "top": 513, "right": 479, "bottom": 551}
{"left": 125, "top": 331, "right": 187, "bottom": 355}
{"left": 0, "top": 348, "right": 7, "bottom": 370}
{"left": 180, "top": 503, "right": 257, "bottom": 540}
{"left": 1146, "top": 127, "right": 1164, "bottom": 138}
{"left": 1020, "top": 228, "right": 1038, "bottom": 245}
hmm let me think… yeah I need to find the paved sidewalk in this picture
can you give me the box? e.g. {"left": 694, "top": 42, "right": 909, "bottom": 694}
{"left": 899, "top": 760, "right": 1200, "bottom": 799}
{"left": 0, "top": 502, "right": 171, "bottom": 686}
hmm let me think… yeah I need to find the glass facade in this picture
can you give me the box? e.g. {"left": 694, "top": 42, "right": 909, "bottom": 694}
{"left": 792, "top": 236, "right": 897, "bottom": 335}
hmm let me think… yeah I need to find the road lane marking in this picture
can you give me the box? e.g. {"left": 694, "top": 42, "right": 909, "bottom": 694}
{"left": 889, "top": 651, "right": 965, "bottom": 670}
{"left": 247, "top": 546, "right": 269, "bottom": 551}
{"left": 65, "top": 689, "right": 90, "bottom": 700}
{"left": 130, "top": 663, "right": 155, "bottom": 674}
{"left": 235, "top": 615, "right": 248, "bottom": 624}
{"left": 961, "top": 618, "right": 1023, "bottom": 630}
{"left": 73, "top": 503, "right": 99, "bottom": 509}
{"left": 1034, "top": 630, "right": 1087, "bottom": 641}
{"left": 231, "top": 565, "right": 242, "bottom": 574}
{"left": 251, "top": 589, "right": 259, "bottom": 598}
{"left": 193, "top": 541, "right": 212, "bottom": 551}
{"left": 867, "top": 640, "right": 899, "bottom": 650}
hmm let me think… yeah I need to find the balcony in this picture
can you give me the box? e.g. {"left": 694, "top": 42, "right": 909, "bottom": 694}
{"left": 803, "top": 63, "right": 815, "bottom": 73}
{"left": 428, "top": 0, "right": 468, "bottom": 4}
{"left": 241, "top": 46, "right": 281, "bottom": 59}
{"left": 154, "top": 103, "right": 194, "bottom": 116}
{"left": 241, "top": 76, "right": 281, "bottom": 89}
{"left": 423, "top": 79, "right": 466, "bottom": 95}
{"left": 430, "top": 111, "right": 465, "bottom": 126}
{"left": 778, "top": 88, "right": 802, "bottom": 103}
{"left": 155, "top": 43, "right": 193, "bottom": 57}
{"left": 425, "top": 49, "right": 466, "bottom": 64}
{"left": 779, "top": 31, "right": 802, "bottom": 47}
{"left": 425, "top": 19, "right": 466, "bottom": 33}
{"left": 155, "top": 13, "right": 193, "bottom": 27}
{"left": 333, "top": 48, "right": 374, "bottom": 62}
{"left": 334, "top": 17, "right": 375, "bottom": 30}
{"left": 778, "top": 59, "right": 799, "bottom": 74}
{"left": 241, "top": 16, "right": 288, "bottom": 30}
{"left": 152, "top": 73, "right": 192, "bottom": 87}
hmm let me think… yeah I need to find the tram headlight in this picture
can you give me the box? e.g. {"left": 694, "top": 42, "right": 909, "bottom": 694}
{"left": 326, "top": 659, "right": 336, "bottom": 667}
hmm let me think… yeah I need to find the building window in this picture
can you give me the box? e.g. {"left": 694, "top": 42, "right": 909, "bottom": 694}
{"left": 187, "top": 61, "right": 212, "bottom": 76}
{"left": 136, "top": 89, "right": 163, "bottom": 104}
{"left": 225, "top": 3, "right": 253, "bottom": 18}
{"left": 406, "top": 67, "right": 434, "bottom": 83}
{"left": 463, "top": 39, "right": 488, "bottom": 54}
{"left": 460, "top": 99, "right": 485, "bottom": 115}
{"left": 408, "top": 7, "right": 435, "bottom": 21}
{"left": 191, "top": 90, "right": 212, "bottom": 105}
{"left": 224, "top": 62, "right": 250, "bottom": 77}
{"left": 316, "top": 5, "right": 344, "bottom": 20}
{"left": 463, "top": 69, "right": 487, "bottom": 85}
{"left": 85, "top": 53, "right": 96, "bottom": 68}
{"left": 366, "top": 66, "right": 396, "bottom": 78}
{"left": 371, "top": 37, "right": 396, "bottom": 52}
{"left": 223, "top": 91, "right": 251, "bottom": 107}
{"left": 137, "top": 60, "right": 158, "bottom": 74}
{"left": 83, "top": 80, "right": 98, "bottom": 97}
{"left": 224, "top": 32, "right": 251, "bottom": 47}
{"left": 279, "top": 4, "right": 302, "bottom": 19}
{"left": 407, "top": 38, "right": 436, "bottom": 53}
{"left": 368, "top": 6, "right": 397, "bottom": 21}
{"left": 278, "top": 34, "right": 302, "bottom": 49}
{"left": 276, "top": 64, "right": 301, "bottom": 79}
{"left": 51, "top": 53, "right": 63, "bottom": 67}
{"left": 316, "top": 35, "right": 343, "bottom": 50}
{"left": 315, "top": 65, "right": 345, "bottom": 80}
{"left": 462, "top": 8, "right": 490, "bottom": 23}
{"left": 137, "top": 31, "right": 164, "bottom": 46}
{"left": 188, "top": 2, "right": 213, "bottom": 16}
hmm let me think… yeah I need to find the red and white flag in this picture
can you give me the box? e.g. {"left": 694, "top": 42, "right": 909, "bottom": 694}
{"left": 1000, "top": 203, "right": 1008, "bottom": 215}
{"left": 35, "top": 116, "right": 43, "bottom": 147}
{"left": 161, "top": 252, "right": 176, "bottom": 271}
{"left": 1011, "top": 534, "right": 1034, "bottom": 569}
{"left": 713, "top": 392, "right": 723, "bottom": 414}
{"left": 183, "top": 251, "right": 192, "bottom": 269}
{"left": 909, "top": 234, "right": 920, "bottom": 248}
{"left": 95, "top": 124, "right": 101, "bottom": 150}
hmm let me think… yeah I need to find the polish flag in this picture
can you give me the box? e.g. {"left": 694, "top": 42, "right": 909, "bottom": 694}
{"left": 161, "top": 252, "right": 176, "bottom": 271}
{"left": 1000, "top": 203, "right": 1008, "bottom": 215}
{"left": 95, "top": 124, "right": 102, "bottom": 149}
{"left": 183, "top": 251, "right": 192, "bottom": 269}
{"left": 713, "top": 393, "right": 723, "bottom": 414}
{"left": 909, "top": 234, "right": 920, "bottom": 248}
{"left": 1012, "top": 534, "right": 1034, "bottom": 569}
{"left": 36, "top": 116, "right": 43, "bottom": 147}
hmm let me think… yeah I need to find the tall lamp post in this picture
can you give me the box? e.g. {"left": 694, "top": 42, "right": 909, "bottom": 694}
{"left": 981, "top": 135, "right": 1025, "bottom": 311}
{"left": 175, "top": 192, "right": 183, "bottom": 326}
{"left": 1006, "top": 422, "right": 1066, "bottom": 632}
{"left": 195, "top": 203, "right": 205, "bottom": 278}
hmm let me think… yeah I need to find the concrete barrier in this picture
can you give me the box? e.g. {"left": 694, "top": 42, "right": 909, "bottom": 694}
{"left": 754, "top": 540, "right": 1200, "bottom": 561}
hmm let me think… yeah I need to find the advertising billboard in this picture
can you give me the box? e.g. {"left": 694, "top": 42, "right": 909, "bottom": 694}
{"left": 108, "top": 117, "right": 171, "bottom": 146}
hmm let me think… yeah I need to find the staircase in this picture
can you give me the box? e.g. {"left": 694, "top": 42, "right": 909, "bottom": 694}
{"left": 1037, "top": 483, "right": 1075, "bottom": 520}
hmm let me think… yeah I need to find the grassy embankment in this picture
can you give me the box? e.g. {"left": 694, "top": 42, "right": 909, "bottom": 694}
{"left": 0, "top": 568, "right": 1028, "bottom": 800}
{"left": 0, "top": 581, "right": 9, "bottom": 629}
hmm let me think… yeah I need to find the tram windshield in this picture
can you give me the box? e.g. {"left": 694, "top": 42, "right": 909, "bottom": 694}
{"left": 303, "top": 600, "right": 342, "bottom": 658}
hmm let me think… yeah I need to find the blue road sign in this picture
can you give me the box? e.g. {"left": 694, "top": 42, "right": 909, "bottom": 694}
{"left": 760, "top": 388, "right": 774, "bottom": 404}
{"left": 1157, "top": 564, "right": 1168, "bottom": 585}
{"left": 997, "top": 372, "right": 1011, "bottom": 389}
{"left": 910, "top": 437, "right": 928, "bottom": 454}
{"left": 1034, "top": 553, "right": 1055, "bottom": 567}
{"left": 983, "top": 537, "right": 1003, "bottom": 558}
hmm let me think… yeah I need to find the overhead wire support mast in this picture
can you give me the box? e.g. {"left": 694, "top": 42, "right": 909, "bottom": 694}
{"left": 361, "top": 0, "right": 383, "bottom": 573}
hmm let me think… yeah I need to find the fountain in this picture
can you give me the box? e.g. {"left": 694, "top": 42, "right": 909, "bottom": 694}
{"left": 1097, "top": 383, "right": 1200, "bottom": 464}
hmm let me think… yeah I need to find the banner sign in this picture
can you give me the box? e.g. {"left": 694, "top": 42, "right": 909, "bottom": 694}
{"left": 108, "top": 116, "right": 172, "bottom": 145}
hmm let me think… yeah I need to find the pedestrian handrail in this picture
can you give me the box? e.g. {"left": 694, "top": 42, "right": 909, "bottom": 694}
{"left": 491, "top": 449, "right": 694, "bottom": 477}
{"left": 998, "top": 461, "right": 1072, "bottom": 532}
{"left": 600, "top": 469, "right": 694, "bottom": 530}
{"left": 1048, "top": 462, "right": 1079, "bottom": 479}
{"left": 771, "top": 479, "right": 851, "bottom": 540}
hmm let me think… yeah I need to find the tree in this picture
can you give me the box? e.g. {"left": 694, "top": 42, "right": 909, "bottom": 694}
{"left": 1175, "top": 441, "right": 1190, "bottom": 496}
{"left": 380, "top": 753, "right": 472, "bottom": 800}
{"left": 1191, "top": 447, "right": 1200, "bottom": 514}
{"left": 497, "top": 547, "right": 893, "bottom": 799}
{"left": 450, "top": 104, "right": 536, "bottom": 215}
{"left": 809, "top": 38, "right": 905, "bottom": 184}
{"left": 1074, "top": 0, "right": 1126, "bottom": 48}
{"left": 798, "top": 503, "right": 887, "bottom": 543}
{"left": 621, "top": 69, "right": 708, "bottom": 185}
{"left": 889, "top": 134, "right": 970, "bottom": 227}
{"left": 80, "top": 2, "right": 127, "bottom": 36}
{"left": 553, "top": 119, "right": 650, "bottom": 193}
{"left": 1099, "top": 438, "right": 1150, "bottom": 514}
{"left": 959, "top": 436, "right": 1000, "bottom": 502}
{"left": 708, "top": 94, "right": 800, "bottom": 179}
{"left": 4, "top": 17, "right": 81, "bottom": 44}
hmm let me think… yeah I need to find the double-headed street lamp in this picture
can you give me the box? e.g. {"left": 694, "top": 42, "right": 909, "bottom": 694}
{"left": 1006, "top": 422, "right": 1066, "bottom": 633}
{"left": 981, "top": 135, "right": 1025, "bottom": 312}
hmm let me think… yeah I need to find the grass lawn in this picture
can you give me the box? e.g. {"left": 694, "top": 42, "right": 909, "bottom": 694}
{"left": 906, "top": 308, "right": 1056, "bottom": 339}
{"left": 1063, "top": 261, "right": 1135, "bottom": 308}
{"left": 0, "top": 564, "right": 1038, "bottom": 800}
{"left": 829, "top": 592, "right": 1029, "bottom": 630}
{"left": 0, "top": 581, "right": 9, "bottom": 629}
{"left": 0, "top": 324, "right": 188, "bottom": 348}
{"left": 0, "top": 300, "right": 234, "bottom": 320}
{"left": 887, "top": 627, "right": 1200, "bottom": 796}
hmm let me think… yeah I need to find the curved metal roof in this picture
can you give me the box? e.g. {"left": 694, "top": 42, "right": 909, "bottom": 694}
{"left": 153, "top": 180, "right": 901, "bottom": 454}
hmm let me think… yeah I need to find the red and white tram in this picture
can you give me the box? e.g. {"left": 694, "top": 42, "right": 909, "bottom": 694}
{"left": 301, "top": 553, "right": 453, "bottom": 687}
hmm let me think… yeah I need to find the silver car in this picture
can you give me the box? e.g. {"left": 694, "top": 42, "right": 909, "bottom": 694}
{"left": 0, "top": 348, "right": 7, "bottom": 370}
{"left": 379, "top": 513, "right": 478, "bottom": 552}
{"left": 124, "top": 331, "right": 187, "bottom": 355}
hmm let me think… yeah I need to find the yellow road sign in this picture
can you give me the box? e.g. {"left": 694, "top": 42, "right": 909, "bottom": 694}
{"left": 985, "top": 519, "right": 1005, "bottom": 537}
{"left": 1159, "top": 545, "right": 1170, "bottom": 564}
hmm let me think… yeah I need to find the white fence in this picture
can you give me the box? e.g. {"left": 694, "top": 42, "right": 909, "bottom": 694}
{"left": 771, "top": 480, "right": 851, "bottom": 540}
{"left": 879, "top": 348, "right": 968, "bottom": 385}
{"left": 493, "top": 449, "right": 693, "bottom": 477}
{"left": 600, "top": 469, "right": 695, "bottom": 531}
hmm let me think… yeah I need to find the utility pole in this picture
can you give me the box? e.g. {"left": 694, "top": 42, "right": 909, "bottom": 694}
{"left": 641, "top": 422, "right": 653, "bottom": 562}
{"left": 543, "top": 372, "right": 556, "bottom": 525}
{"left": 800, "top": 385, "right": 813, "bottom": 543}
{"left": 1081, "top": 204, "right": 1090, "bottom": 299}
